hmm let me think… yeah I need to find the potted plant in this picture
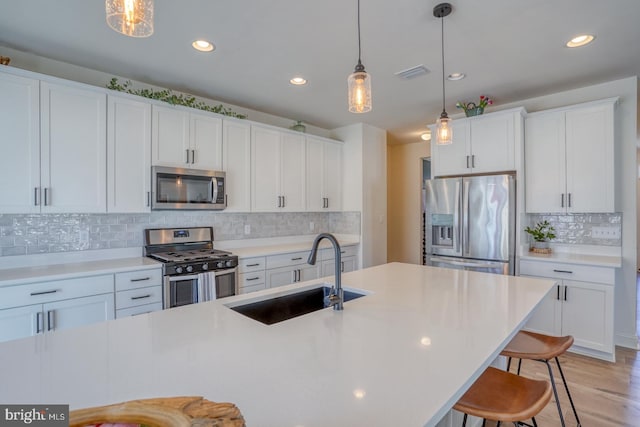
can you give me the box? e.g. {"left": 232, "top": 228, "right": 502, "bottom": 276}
{"left": 525, "top": 220, "right": 556, "bottom": 251}
{"left": 456, "top": 95, "right": 493, "bottom": 117}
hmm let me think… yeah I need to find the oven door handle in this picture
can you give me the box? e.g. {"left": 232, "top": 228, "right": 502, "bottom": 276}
{"left": 167, "top": 274, "right": 200, "bottom": 282}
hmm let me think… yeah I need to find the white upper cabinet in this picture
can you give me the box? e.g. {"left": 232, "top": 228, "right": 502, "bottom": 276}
{"left": 251, "top": 125, "right": 306, "bottom": 212}
{"left": 107, "top": 95, "right": 152, "bottom": 213}
{"left": 431, "top": 108, "right": 523, "bottom": 177}
{"left": 151, "top": 105, "right": 222, "bottom": 170}
{"left": 40, "top": 81, "right": 107, "bottom": 213}
{"left": 0, "top": 72, "right": 40, "bottom": 214}
{"left": 525, "top": 98, "right": 616, "bottom": 213}
{"left": 222, "top": 119, "right": 251, "bottom": 212}
{"left": 306, "top": 136, "right": 343, "bottom": 211}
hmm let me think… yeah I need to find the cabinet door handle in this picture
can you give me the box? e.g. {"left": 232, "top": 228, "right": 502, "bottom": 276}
{"left": 341, "top": 261, "right": 345, "bottom": 272}
{"left": 556, "top": 285, "right": 560, "bottom": 301}
{"left": 568, "top": 193, "right": 572, "bottom": 208}
{"left": 30, "top": 289, "right": 59, "bottom": 296}
{"left": 471, "top": 155, "right": 476, "bottom": 168}
{"left": 47, "top": 310, "right": 55, "bottom": 331}
{"left": 246, "top": 277, "right": 260, "bottom": 281}
{"left": 246, "top": 263, "right": 260, "bottom": 267}
{"left": 130, "top": 277, "right": 151, "bottom": 282}
{"left": 282, "top": 196, "right": 285, "bottom": 208}
{"left": 44, "top": 188, "right": 50, "bottom": 206}
{"left": 34, "top": 187, "right": 40, "bottom": 206}
{"left": 191, "top": 149, "right": 196, "bottom": 164}
{"left": 185, "top": 149, "right": 190, "bottom": 164}
{"left": 147, "top": 191, "right": 151, "bottom": 207}
{"left": 36, "top": 312, "right": 44, "bottom": 334}
{"left": 564, "top": 286, "right": 568, "bottom": 301}
{"left": 553, "top": 269, "right": 573, "bottom": 274}
{"left": 131, "top": 294, "right": 152, "bottom": 300}
{"left": 277, "top": 196, "right": 282, "bottom": 208}
{"left": 561, "top": 193, "right": 565, "bottom": 208}
{"left": 466, "top": 155, "right": 470, "bottom": 169}
{"left": 291, "top": 257, "right": 303, "bottom": 261}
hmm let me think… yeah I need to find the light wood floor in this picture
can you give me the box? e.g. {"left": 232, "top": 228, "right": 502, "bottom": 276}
{"left": 482, "top": 346, "right": 640, "bottom": 426}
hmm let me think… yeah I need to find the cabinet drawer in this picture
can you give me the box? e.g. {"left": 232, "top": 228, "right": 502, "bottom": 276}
{"left": 0, "top": 274, "right": 114, "bottom": 310}
{"left": 239, "top": 283, "right": 267, "bottom": 294}
{"left": 238, "top": 257, "right": 266, "bottom": 273}
{"left": 239, "top": 271, "right": 265, "bottom": 288}
{"left": 266, "top": 251, "right": 310, "bottom": 269}
{"left": 116, "top": 302, "right": 163, "bottom": 318}
{"left": 320, "top": 245, "right": 358, "bottom": 260}
{"left": 115, "top": 269, "right": 162, "bottom": 291}
{"left": 519, "top": 260, "right": 614, "bottom": 285}
{"left": 116, "top": 286, "right": 163, "bottom": 310}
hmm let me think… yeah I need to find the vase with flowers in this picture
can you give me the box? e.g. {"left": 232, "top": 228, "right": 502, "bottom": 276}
{"left": 456, "top": 95, "right": 493, "bottom": 117}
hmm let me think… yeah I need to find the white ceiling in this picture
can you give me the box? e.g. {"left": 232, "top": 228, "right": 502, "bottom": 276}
{"left": 1, "top": 0, "right": 638, "bottom": 144}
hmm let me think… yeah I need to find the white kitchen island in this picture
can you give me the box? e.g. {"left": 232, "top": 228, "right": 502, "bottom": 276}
{"left": 0, "top": 263, "right": 555, "bottom": 427}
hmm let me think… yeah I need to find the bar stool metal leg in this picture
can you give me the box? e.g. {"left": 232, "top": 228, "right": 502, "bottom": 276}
{"left": 462, "top": 413, "right": 467, "bottom": 427}
{"left": 544, "top": 360, "right": 566, "bottom": 427}
{"left": 555, "top": 357, "right": 582, "bottom": 426}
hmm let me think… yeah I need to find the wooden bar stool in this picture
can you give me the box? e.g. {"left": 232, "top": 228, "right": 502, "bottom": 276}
{"left": 501, "top": 330, "right": 581, "bottom": 427}
{"left": 454, "top": 367, "right": 551, "bottom": 427}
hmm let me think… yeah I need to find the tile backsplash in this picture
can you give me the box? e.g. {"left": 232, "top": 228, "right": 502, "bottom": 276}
{"left": 0, "top": 211, "right": 361, "bottom": 257}
{"left": 526, "top": 213, "right": 621, "bottom": 246}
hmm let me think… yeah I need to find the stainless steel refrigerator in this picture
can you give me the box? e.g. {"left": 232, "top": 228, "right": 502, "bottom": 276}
{"left": 423, "top": 174, "right": 516, "bottom": 275}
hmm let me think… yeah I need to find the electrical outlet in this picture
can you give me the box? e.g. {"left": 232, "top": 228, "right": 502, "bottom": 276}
{"left": 309, "top": 222, "right": 315, "bottom": 231}
{"left": 592, "top": 226, "right": 620, "bottom": 239}
{"left": 244, "top": 224, "right": 251, "bottom": 235}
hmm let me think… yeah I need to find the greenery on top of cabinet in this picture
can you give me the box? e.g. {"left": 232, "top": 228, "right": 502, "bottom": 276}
{"left": 106, "top": 78, "right": 247, "bottom": 119}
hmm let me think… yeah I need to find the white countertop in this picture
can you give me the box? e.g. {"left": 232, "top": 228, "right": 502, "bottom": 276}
{"left": 518, "top": 243, "right": 622, "bottom": 268}
{"left": 0, "top": 262, "right": 555, "bottom": 427}
{"left": 216, "top": 234, "right": 360, "bottom": 258}
{"left": 0, "top": 257, "right": 162, "bottom": 288}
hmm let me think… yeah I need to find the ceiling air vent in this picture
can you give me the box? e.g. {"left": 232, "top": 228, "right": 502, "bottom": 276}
{"left": 394, "top": 65, "right": 430, "bottom": 80}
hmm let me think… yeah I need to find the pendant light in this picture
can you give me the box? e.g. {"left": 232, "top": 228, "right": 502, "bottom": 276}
{"left": 434, "top": 3, "right": 452, "bottom": 145}
{"left": 347, "top": 0, "right": 372, "bottom": 113}
{"left": 106, "top": 0, "right": 154, "bottom": 38}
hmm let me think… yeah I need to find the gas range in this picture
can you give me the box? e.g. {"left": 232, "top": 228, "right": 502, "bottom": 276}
{"left": 144, "top": 227, "right": 238, "bottom": 276}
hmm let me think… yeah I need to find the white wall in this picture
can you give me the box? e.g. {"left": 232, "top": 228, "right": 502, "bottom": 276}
{"left": 333, "top": 123, "right": 387, "bottom": 268}
{"left": 387, "top": 140, "right": 429, "bottom": 264}
{"left": 496, "top": 77, "right": 639, "bottom": 348}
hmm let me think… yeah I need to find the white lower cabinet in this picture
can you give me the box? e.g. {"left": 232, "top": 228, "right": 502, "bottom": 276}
{"left": 520, "top": 259, "right": 615, "bottom": 361}
{"left": 0, "top": 274, "right": 115, "bottom": 343}
{"left": 266, "top": 264, "right": 319, "bottom": 289}
{"left": 321, "top": 256, "right": 357, "bottom": 277}
{"left": 114, "top": 269, "right": 163, "bottom": 318}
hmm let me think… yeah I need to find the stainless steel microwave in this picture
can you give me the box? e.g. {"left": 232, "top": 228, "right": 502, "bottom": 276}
{"left": 151, "top": 166, "right": 226, "bottom": 210}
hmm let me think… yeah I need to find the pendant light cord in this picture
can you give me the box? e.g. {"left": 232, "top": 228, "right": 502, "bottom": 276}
{"left": 357, "top": 0, "right": 362, "bottom": 64}
{"left": 440, "top": 14, "right": 446, "bottom": 114}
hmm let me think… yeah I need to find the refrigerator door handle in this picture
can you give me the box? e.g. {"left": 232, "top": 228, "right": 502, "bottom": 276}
{"left": 429, "top": 257, "right": 506, "bottom": 269}
{"left": 462, "top": 180, "right": 470, "bottom": 256}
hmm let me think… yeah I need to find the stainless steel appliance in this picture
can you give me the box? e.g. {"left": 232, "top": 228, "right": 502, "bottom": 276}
{"left": 152, "top": 166, "right": 226, "bottom": 210}
{"left": 144, "top": 227, "right": 238, "bottom": 308}
{"left": 424, "top": 174, "right": 515, "bottom": 275}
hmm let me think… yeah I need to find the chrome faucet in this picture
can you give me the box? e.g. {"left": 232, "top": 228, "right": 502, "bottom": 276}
{"left": 307, "top": 233, "right": 343, "bottom": 311}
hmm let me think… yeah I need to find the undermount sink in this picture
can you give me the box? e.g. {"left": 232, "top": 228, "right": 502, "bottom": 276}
{"left": 226, "top": 285, "right": 367, "bottom": 325}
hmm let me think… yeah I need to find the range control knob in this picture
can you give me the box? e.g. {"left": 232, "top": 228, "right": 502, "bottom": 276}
{"left": 217, "top": 261, "right": 225, "bottom": 268}
{"left": 202, "top": 263, "right": 209, "bottom": 271}
{"left": 186, "top": 265, "right": 194, "bottom": 273}
{"left": 175, "top": 266, "right": 183, "bottom": 274}
{"left": 226, "top": 260, "right": 234, "bottom": 267}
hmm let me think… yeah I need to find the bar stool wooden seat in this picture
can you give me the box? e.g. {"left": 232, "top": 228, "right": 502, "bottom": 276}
{"left": 454, "top": 367, "right": 551, "bottom": 427}
{"left": 501, "top": 330, "right": 581, "bottom": 427}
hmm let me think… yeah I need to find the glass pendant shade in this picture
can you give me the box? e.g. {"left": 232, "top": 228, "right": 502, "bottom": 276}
{"left": 348, "top": 70, "right": 372, "bottom": 113}
{"left": 106, "top": 0, "right": 154, "bottom": 38}
{"left": 436, "top": 114, "right": 453, "bottom": 145}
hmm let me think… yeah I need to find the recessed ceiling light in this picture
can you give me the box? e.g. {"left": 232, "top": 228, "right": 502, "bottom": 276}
{"left": 192, "top": 40, "right": 215, "bottom": 52}
{"left": 290, "top": 77, "right": 307, "bottom": 85}
{"left": 447, "top": 72, "right": 466, "bottom": 81}
{"left": 566, "top": 34, "right": 595, "bottom": 48}
{"left": 421, "top": 132, "right": 431, "bottom": 141}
